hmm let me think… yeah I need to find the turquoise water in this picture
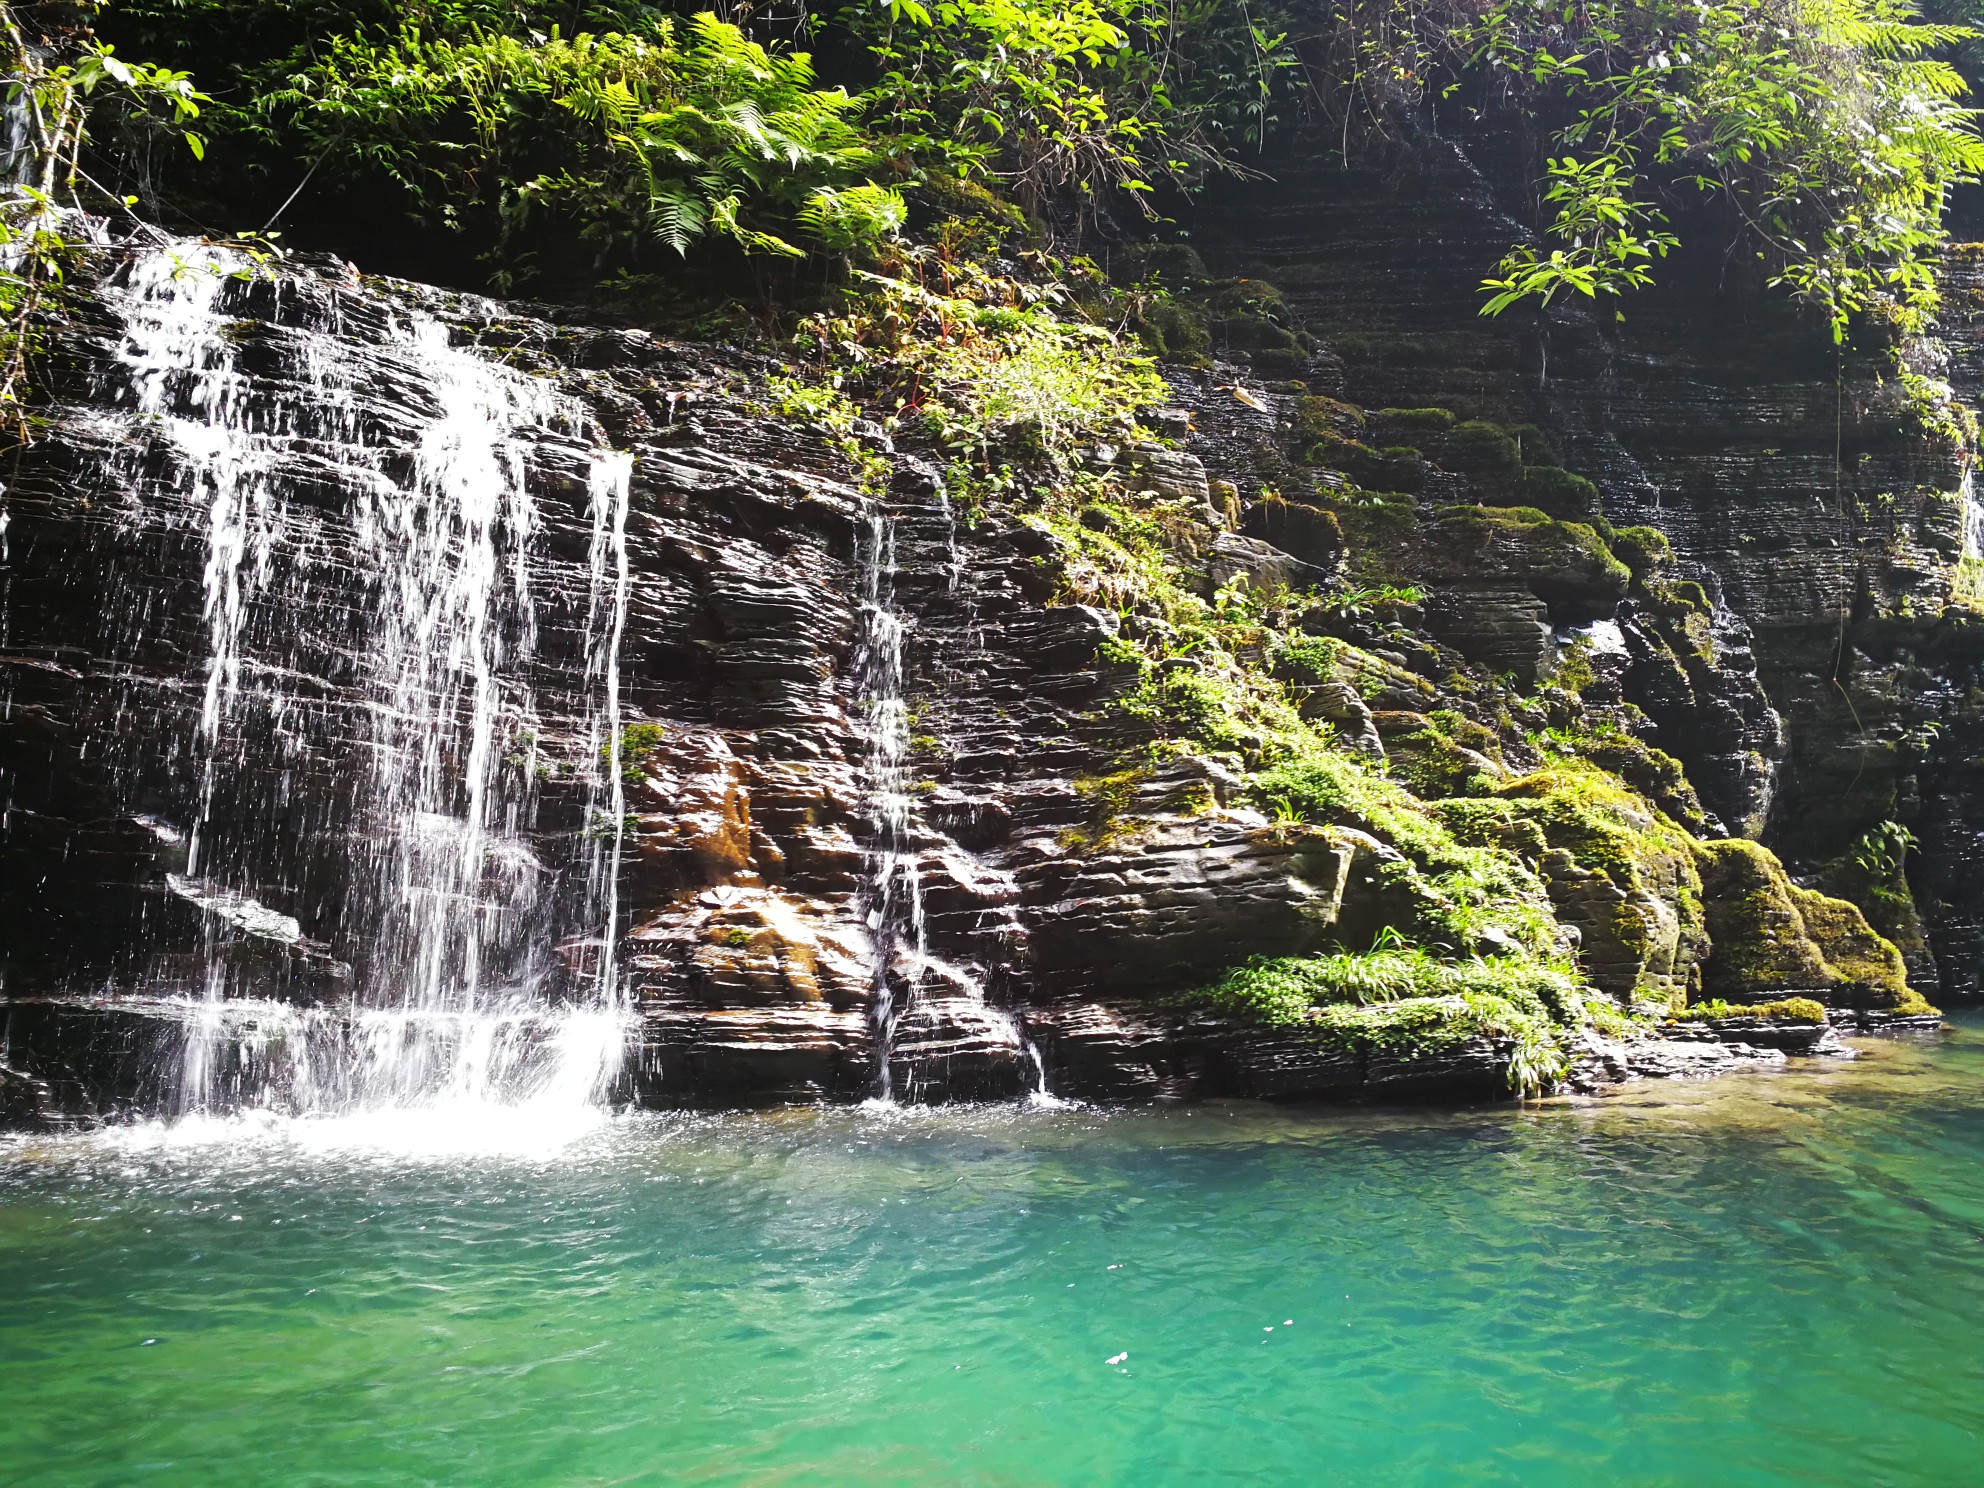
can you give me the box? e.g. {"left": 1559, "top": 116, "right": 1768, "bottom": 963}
{"left": 4, "top": 1024, "right": 1984, "bottom": 1487}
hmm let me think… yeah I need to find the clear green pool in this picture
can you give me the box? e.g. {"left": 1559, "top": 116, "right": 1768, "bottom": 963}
{"left": 4, "top": 1021, "right": 1983, "bottom": 1487}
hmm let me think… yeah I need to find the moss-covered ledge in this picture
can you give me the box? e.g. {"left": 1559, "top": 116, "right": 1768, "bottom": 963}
{"left": 1694, "top": 839, "right": 1935, "bottom": 1014}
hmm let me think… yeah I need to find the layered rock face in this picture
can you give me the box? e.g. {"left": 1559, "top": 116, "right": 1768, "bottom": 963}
{"left": 1195, "top": 114, "right": 1984, "bottom": 1000}
{"left": 0, "top": 165, "right": 1952, "bottom": 1121}
{"left": 2, "top": 239, "right": 1422, "bottom": 1112}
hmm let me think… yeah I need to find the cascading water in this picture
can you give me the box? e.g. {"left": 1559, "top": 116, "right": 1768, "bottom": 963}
{"left": 65, "top": 239, "right": 636, "bottom": 1135}
{"left": 1961, "top": 464, "right": 1984, "bottom": 563}
{"left": 853, "top": 506, "right": 924, "bottom": 1101}
{"left": 853, "top": 491, "right": 1055, "bottom": 1103}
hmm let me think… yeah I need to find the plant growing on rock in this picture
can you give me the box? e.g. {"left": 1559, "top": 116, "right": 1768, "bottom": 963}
{"left": 2, "top": 9, "right": 208, "bottom": 417}
{"left": 1195, "top": 946, "right": 1584, "bottom": 1095}
{"left": 1468, "top": 0, "right": 1984, "bottom": 336}
{"left": 252, "top": 13, "right": 903, "bottom": 273}
{"left": 863, "top": 0, "right": 1297, "bottom": 231}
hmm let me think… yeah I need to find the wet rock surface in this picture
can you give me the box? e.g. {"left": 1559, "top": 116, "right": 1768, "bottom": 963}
{"left": 1198, "top": 114, "right": 1984, "bottom": 1003}
{"left": 0, "top": 174, "right": 1969, "bottom": 1120}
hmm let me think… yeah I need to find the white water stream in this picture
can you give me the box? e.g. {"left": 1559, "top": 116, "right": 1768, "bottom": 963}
{"left": 94, "top": 241, "right": 634, "bottom": 1140}
{"left": 853, "top": 498, "right": 1054, "bottom": 1103}
{"left": 854, "top": 507, "right": 923, "bottom": 1101}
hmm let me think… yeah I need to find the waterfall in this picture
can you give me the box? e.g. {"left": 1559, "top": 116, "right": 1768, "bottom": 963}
{"left": 854, "top": 505, "right": 924, "bottom": 1101}
{"left": 1961, "top": 464, "right": 1983, "bottom": 562}
{"left": 853, "top": 489, "right": 1057, "bottom": 1104}
{"left": 584, "top": 451, "right": 635, "bottom": 1011}
{"left": 72, "top": 239, "right": 634, "bottom": 1131}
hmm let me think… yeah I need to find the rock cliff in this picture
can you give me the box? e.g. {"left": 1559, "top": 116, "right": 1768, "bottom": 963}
{"left": 1, "top": 108, "right": 1968, "bottom": 1119}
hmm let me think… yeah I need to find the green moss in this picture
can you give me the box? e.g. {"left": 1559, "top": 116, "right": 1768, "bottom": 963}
{"left": 1377, "top": 713, "right": 1496, "bottom": 799}
{"left": 1609, "top": 525, "right": 1674, "bottom": 578}
{"left": 1431, "top": 506, "right": 1634, "bottom": 591}
{"left": 1268, "top": 633, "right": 1345, "bottom": 685}
{"left": 1789, "top": 886, "right": 1919, "bottom": 1007}
{"left": 1579, "top": 734, "right": 1710, "bottom": 834}
{"left": 1323, "top": 491, "right": 1420, "bottom": 584}
{"left": 1446, "top": 758, "right": 1709, "bottom": 1003}
{"left": 610, "top": 722, "right": 669, "bottom": 783}
{"left": 914, "top": 172, "right": 1030, "bottom": 235}
{"left": 1374, "top": 406, "right": 1457, "bottom": 434}
{"left": 1506, "top": 423, "right": 1562, "bottom": 467}
{"left": 1291, "top": 396, "right": 1366, "bottom": 442}
{"left": 1066, "top": 763, "right": 1157, "bottom": 847}
{"left": 1514, "top": 465, "right": 1600, "bottom": 519}
{"left": 1441, "top": 420, "right": 1524, "bottom": 480}
{"left": 1695, "top": 838, "right": 1921, "bottom": 1009}
{"left": 1953, "top": 555, "right": 1984, "bottom": 611}
{"left": 1252, "top": 345, "right": 1310, "bottom": 378}
{"left": 1671, "top": 997, "right": 1828, "bottom": 1024}
{"left": 1250, "top": 750, "right": 1559, "bottom": 953}
{"left": 1306, "top": 434, "right": 1425, "bottom": 493}
{"left": 1131, "top": 297, "right": 1212, "bottom": 362}
{"left": 1205, "top": 279, "right": 1306, "bottom": 355}
{"left": 1822, "top": 821, "right": 1934, "bottom": 974}
{"left": 1193, "top": 948, "right": 1582, "bottom": 1093}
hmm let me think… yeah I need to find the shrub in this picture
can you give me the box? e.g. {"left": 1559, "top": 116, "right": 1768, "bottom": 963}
{"left": 1195, "top": 948, "right": 1582, "bottom": 1093}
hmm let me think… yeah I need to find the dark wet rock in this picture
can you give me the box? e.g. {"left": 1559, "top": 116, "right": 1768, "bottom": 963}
{"left": 1565, "top": 1032, "right": 1788, "bottom": 1091}
{"left": 1, "top": 169, "right": 1971, "bottom": 1123}
{"left": 1658, "top": 1017, "right": 1851, "bottom": 1056}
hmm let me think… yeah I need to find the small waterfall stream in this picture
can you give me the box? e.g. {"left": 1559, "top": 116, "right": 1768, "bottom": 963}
{"left": 854, "top": 490, "right": 1054, "bottom": 1103}
{"left": 853, "top": 506, "right": 923, "bottom": 1101}
{"left": 65, "top": 239, "right": 636, "bottom": 1131}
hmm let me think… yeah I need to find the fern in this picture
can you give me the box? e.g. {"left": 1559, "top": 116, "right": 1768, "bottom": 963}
{"left": 254, "top": 13, "right": 899, "bottom": 273}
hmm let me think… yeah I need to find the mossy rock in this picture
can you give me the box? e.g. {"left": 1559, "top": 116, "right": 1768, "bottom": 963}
{"left": 1322, "top": 492, "right": 1420, "bottom": 583}
{"left": 1325, "top": 640, "right": 1440, "bottom": 707}
{"left": 1440, "top": 420, "right": 1524, "bottom": 481}
{"left": 1371, "top": 407, "right": 1456, "bottom": 441}
{"left": 1581, "top": 734, "right": 1709, "bottom": 835}
{"left": 1694, "top": 838, "right": 1923, "bottom": 1010}
{"left": 1376, "top": 713, "right": 1498, "bottom": 798}
{"left": 1515, "top": 466, "right": 1601, "bottom": 521}
{"left": 912, "top": 174, "right": 1030, "bottom": 236}
{"left": 1205, "top": 279, "right": 1307, "bottom": 356}
{"left": 1328, "top": 332, "right": 1467, "bottom": 369}
{"left": 1268, "top": 633, "right": 1345, "bottom": 686}
{"left": 1822, "top": 845, "right": 1936, "bottom": 988}
{"left": 1291, "top": 396, "right": 1366, "bottom": 443}
{"left": 1609, "top": 525, "right": 1674, "bottom": 579}
{"left": 1506, "top": 423, "right": 1561, "bottom": 468}
{"left": 1429, "top": 506, "right": 1631, "bottom": 618}
{"left": 1673, "top": 996, "right": 1829, "bottom": 1024}
{"left": 1133, "top": 298, "right": 1212, "bottom": 363}
{"left": 1486, "top": 761, "right": 1707, "bottom": 1004}
{"left": 1252, "top": 345, "right": 1311, "bottom": 378}
{"left": 1244, "top": 495, "right": 1343, "bottom": 569}
{"left": 1308, "top": 434, "right": 1425, "bottom": 493}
